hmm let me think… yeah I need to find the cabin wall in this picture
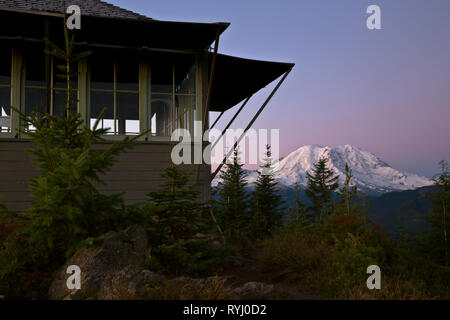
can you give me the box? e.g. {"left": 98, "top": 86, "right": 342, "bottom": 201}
{"left": 0, "top": 139, "right": 211, "bottom": 212}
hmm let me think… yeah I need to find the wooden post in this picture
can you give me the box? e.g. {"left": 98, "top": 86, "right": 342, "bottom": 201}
{"left": 45, "top": 17, "right": 51, "bottom": 115}
{"left": 10, "top": 47, "right": 23, "bottom": 136}
{"left": 139, "top": 60, "right": 150, "bottom": 139}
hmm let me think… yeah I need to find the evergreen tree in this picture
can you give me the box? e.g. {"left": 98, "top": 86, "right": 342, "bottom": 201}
{"left": 0, "top": 11, "right": 140, "bottom": 298}
{"left": 421, "top": 160, "right": 450, "bottom": 266}
{"left": 215, "top": 148, "right": 249, "bottom": 236}
{"left": 337, "top": 163, "right": 358, "bottom": 216}
{"left": 305, "top": 156, "right": 339, "bottom": 222}
{"left": 250, "top": 145, "right": 283, "bottom": 238}
{"left": 287, "top": 180, "right": 310, "bottom": 228}
{"left": 145, "top": 165, "right": 220, "bottom": 276}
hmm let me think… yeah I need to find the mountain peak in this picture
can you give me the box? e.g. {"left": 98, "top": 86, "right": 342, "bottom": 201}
{"left": 212, "top": 144, "right": 433, "bottom": 195}
{"left": 272, "top": 144, "right": 432, "bottom": 195}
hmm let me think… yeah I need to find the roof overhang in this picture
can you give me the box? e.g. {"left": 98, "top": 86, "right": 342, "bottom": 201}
{"left": 0, "top": 7, "right": 229, "bottom": 51}
{"left": 209, "top": 53, "right": 294, "bottom": 112}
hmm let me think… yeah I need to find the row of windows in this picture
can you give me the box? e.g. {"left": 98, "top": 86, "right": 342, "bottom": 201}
{"left": 0, "top": 46, "right": 198, "bottom": 137}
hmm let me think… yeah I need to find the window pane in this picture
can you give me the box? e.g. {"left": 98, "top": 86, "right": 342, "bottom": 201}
{"left": 117, "top": 92, "right": 139, "bottom": 135}
{"left": 151, "top": 53, "right": 172, "bottom": 94}
{"left": 0, "top": 88, "right": 10, "bottom": 132}
{"left": 0, "top": 75, "right": 9, "bottom": 85}
{"left": 151, "top": 94, "right": 172, "bottom": 136}
{"left": 175, "top": 57, "right": 196, "bottom": 94}
{"left": 117, "top": 59, "right": 138, "bottom": 91}
{"left": 0, "top": 48, "right": 10, "bottom": 85}
{"left": 90, "top": 53, "right": 114, "bottom": 133}
{"left": 0, "top": 48, "right": 11, "bottom": 132}
{"left": 90, "top": 54, "right": 113, "bottom": 90}
{"left": 25, "top": 51, "right": 46, "bottom": 88}
{"left": 25, "top": 50, "right": 46, "bottom": 115}
{"left": 25, "top": 88, "right": 46, "bottom": 115}
{"left": 90, "top": 91, "right": 114, "bottom": 133}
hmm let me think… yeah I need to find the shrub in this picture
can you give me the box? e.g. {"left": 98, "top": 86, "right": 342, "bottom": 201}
{"left": 143, "top": 165, "right": 226, "bottom": 277}
{"left": 261, "top": 214, "right": 450, "bottom": 299}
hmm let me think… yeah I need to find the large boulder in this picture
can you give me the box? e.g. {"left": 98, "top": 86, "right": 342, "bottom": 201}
{"left": 97, "top": 265, "right": 163, "bottom": 300}
{"left": 47, "top": 225, "right": 288, "bottom": 300}
{"left": 48, "top": 225, "right": 152, "bottom": 300}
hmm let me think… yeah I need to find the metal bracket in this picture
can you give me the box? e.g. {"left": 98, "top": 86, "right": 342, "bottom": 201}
{"left": 211, "top": 67, "right": 293, "bottom": 182}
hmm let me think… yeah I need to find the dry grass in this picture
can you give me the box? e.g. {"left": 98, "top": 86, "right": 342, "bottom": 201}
{"left": 145, "top": 276, "right": 235, "bottom": 300}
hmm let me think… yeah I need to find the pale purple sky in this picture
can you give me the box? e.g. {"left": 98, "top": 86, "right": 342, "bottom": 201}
{"left": 109, "top": 0, "right": 450, "bottom": 177}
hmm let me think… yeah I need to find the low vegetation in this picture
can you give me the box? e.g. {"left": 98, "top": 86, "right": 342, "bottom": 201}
{"left": 213, "top": 153, "right": 450, "bottom": 299}
{"left": 261, "top": 215, "right": 449, "bottom": 299}
{"left": 0, "top": 15, "right": 448, "bottom": 299}
{"left": 144, "top": 277, "right": 234, "bottom": 300}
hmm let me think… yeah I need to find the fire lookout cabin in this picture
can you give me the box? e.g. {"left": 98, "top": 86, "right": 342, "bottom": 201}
{"left": 0, "top": 0, "right": 294, "bottom": 212}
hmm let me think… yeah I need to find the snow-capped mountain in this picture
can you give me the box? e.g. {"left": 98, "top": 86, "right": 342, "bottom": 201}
{"left": 214, "top": 145, "right": 432, "bottom": 195}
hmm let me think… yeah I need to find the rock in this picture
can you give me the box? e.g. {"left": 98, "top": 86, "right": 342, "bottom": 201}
{"left": 48, "top": 225, "right": 151, "bottom": 300}
{"left": 171, "top": 275, "right": 227, "bottom": 288}
{"left": 233, "top": 281, "right": 276, "bottom": 299}
{"left": 98, "top": 265, "right": 164, "bottom": 300}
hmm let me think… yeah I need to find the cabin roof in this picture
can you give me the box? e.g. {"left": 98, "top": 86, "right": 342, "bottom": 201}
{"left": 0, "top": 0, "right": 229, "bottom": 51}
{"left": 0, "top": 0, "right": 294, "bottom": 113}
{"left": 0, "top": 0, "right": 151, "bottom": 20}
{"left": 210, "top": 54, "right": 294, "bottom": 112}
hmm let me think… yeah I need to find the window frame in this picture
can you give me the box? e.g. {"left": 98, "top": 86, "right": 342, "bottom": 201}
{"left": 149, "top": 56, "right": 198, "bottom": 140}
{"left": 89, "top": 58, "right": 140, "bottom": 136}
{"left": 0, "top": 47, "right": 13, "bottom": 136}
{"left": 21, "top": 53, "right": 80, "bottom": 133}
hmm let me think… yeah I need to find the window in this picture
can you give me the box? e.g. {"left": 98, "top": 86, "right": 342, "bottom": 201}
{"left": 151, "top": 53, "right": 196, "bottom": 137}
{"left": 90, "top": 52, "right": 139, "bottom": 135}
{"left": 151, "top": 53, "right": 173, "bottom": 137}
{"left": 24, "top": 47, "right": 78, "bottom": 131}
{"left": 24, "top": 50, "right": 46, "bottom": 120}
{"left": 0, "top": 48, "right": 11, "bottom": 133}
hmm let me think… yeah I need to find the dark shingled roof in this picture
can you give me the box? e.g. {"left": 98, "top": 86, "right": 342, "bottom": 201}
{"left": 0, "top": 0, "right": 151, "bottom": 20}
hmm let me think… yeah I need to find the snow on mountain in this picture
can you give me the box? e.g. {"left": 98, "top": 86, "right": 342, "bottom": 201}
{"left": 213, "top": 145, "right": 432, "bottom": 195}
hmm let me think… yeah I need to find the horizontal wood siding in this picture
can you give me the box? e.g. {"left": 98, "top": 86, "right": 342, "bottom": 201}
{"left": 0, "top": 140, "right": 211, "bottom": 212}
